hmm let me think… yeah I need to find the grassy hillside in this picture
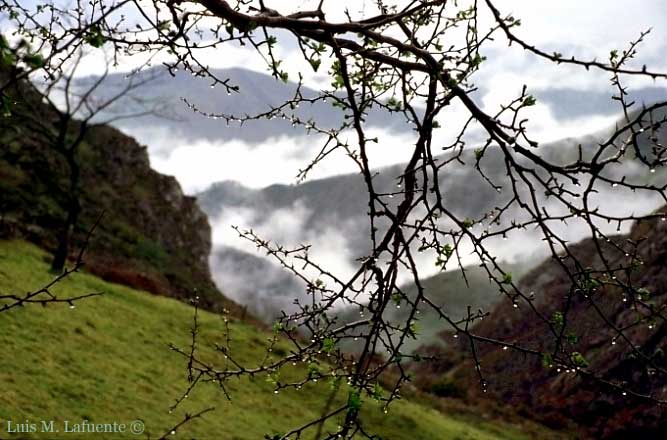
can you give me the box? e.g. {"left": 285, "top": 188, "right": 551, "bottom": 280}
{"left": 0, "top": 240, "right": 553, "bottom": 439}
{"left": 388, "top": 264, "right": 528, "bottom": 353}
{"left": 337, "top": 263, "right": 529, "bottom": 354}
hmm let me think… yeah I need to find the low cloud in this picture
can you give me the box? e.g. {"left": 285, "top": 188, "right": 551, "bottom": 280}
{"left": 130, "top": 126, "right": 427, "bottom": 192}
{"left": 126, "top": 100, "right": 637, "bottom": 193}
{"left": 208, "top": 200, "right": 362, "bottom": 318}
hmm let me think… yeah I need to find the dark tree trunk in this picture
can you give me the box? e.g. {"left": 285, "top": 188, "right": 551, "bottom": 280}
{"left": 50, "top": 199, "right": 79, "bottom": 272}
{"left": 50, "top": 151, "right": 81, "bottom": 272}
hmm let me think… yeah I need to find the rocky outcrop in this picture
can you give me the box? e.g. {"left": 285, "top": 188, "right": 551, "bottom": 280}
{"left": 448, "top": 210, "right": 667, "bottom": 438}
{"left": 0, "top": 68, "right": 241, "bottom": 315}
{"left": 79, "top": 125, "right": 228, "bottom": 310}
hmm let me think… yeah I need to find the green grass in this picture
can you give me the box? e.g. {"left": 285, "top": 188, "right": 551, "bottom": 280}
{"left": 0, "top": 240, "right": 545, "bottom": 439}
{"left": 339, "top": 263, "right": 530, "bottom": 354}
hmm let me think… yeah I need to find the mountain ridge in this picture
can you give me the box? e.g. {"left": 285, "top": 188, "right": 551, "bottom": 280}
{"left": 445, "top": 209, "right": 667, "bottom": 438}
{"left": 198, "top": 108, "right": 667, "bottom": 321}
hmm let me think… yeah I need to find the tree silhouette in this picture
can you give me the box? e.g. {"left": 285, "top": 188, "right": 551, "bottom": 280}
{"left": 3, "top": 48, "right": 161, "bottom": 271}
{"left": 2, "top": 0, "right": 666, "bottom": 438}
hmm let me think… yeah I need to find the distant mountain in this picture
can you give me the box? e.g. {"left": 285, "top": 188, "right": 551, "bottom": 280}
{"left": 535, "top": 86, "right": 666, "bottom": 120}
{"left": 198, "top": 112, "right": 667, "bottom": 321}
{"left": 80, "top": 66, "right": 412, "bottom": 148}
{"left": 84, "top": 66, "right": 665, "bottom": 152}
{"left": 336, "top": 262, "right": 530, "bottom": 354}
{"left": 198, "top": 148, "right": 510, "bottom": 320}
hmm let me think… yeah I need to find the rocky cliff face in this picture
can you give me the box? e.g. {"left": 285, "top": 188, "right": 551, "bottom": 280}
{"left": 86, "top": 125, "right": 211, "bottom": 269}
{"left": 449, "top": 210, "right": 667, "bottom": 438}
{"left": 77, "top": 125, "right": 226, "bottom": 309}
{"left": 0, "top": 69, "right": 240, "bottom": 314}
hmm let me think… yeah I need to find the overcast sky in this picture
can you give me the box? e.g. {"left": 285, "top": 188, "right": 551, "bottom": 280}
{"left": 111, "top": 0, "right": 666, "bottom": 192}
{"left": 18, "top": 0, "right": 664, "bottom": 191}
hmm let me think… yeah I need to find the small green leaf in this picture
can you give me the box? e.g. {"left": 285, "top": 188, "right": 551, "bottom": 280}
{"left": 322, "top": 337, "right": 335, "bottom": 353}
{"left": 551, "top": 311, "right": 564, "bottom": 328}
{"left": 0, "top": 94, "right": 12, "bottom": 117}
{"left": 307, "top": 362, "right": 320, "bottom": 378}
{"left": 372, "top": 383, "right": 383, "bottom": 400}
{"left": 523, "top": 95, "right": 537, "bottom": 106}
{"left": 409, "top": 322, "right": 419, "bottom": 338}
{"left": 347, "top": 390, "right": 362, "bottom": 412}
{"left": 584, "top": 277, "right": 600, "bottom": 291}
{"left": 470, "top": 53, "right": 485, "bottom": 68}
{"left": 637, "top": 287, "right": 651, "bottom": 300}
{"left": 308, "top": 58, "right": 321, "bottom": 72}
{"left": 157, "top": 20, "right": 170, "bottom": 32}
{"left": 85, "top": 26, "right": 105, "bottom": 48}
{"left": 0, "top": 51, "right": 16, "bottom": 68}
{"left": 502, "top": 272, "right": 513, "bottom": 284}
{"left": 23, "top": 53, "right": 45, "bottom": 68}
{"left": 570, "top": 351, "right": 588, "bottom": 367}
{"left": 387, "top": 96, "right": 401, "bottom": 110}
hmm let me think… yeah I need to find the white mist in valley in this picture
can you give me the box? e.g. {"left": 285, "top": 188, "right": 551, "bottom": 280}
{"left": 87, "top": 62, "right": 666, "bottom": 323}
{"left": 199, "top": 150, "right": 665, "bottom": 321}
